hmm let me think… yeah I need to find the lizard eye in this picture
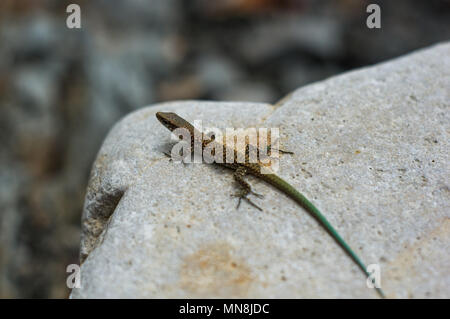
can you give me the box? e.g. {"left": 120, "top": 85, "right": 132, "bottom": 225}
{"left": 205, "top": 132, "right": 215, "bottom": 141}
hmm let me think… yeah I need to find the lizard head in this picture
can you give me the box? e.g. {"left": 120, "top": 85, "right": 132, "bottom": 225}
{"left": 156, "top": 112, "right": 195, "bottom": 133}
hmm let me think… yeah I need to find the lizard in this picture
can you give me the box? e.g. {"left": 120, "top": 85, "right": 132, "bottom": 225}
{"left": 156, "top": 111, "right": 385, "bottom": 298}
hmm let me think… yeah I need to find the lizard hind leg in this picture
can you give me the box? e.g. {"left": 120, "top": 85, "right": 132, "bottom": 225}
{"left": 231, "top": 166, "right": 264, "bottom": 211}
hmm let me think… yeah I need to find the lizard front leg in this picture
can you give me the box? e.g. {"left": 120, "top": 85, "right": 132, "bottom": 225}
{"left": 162, "top": 146, "right": 190, "bottom": 165}
{"left": 231, "top": 166, "right": 264, "bottom": 211}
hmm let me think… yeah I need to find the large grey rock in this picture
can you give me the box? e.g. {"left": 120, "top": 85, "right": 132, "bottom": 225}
{"left": 72, "top": 43, "right": 450, "bottom": 298}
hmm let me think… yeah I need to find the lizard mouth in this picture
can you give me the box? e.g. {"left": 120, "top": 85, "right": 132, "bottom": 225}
{"left": 156, "top": 112, "right": 177, "bottom": 131}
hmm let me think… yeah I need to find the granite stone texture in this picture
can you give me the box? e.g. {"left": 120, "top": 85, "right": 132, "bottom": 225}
{"left": 71, "top": 43, "right": 449, "bottom": 298}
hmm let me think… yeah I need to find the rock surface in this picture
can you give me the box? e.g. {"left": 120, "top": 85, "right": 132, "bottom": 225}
{"left": 72, "top": 43, "right": 450, "bottom": 298}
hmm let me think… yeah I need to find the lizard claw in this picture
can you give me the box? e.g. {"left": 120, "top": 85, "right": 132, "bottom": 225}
{"left": 245, "top": 197, "right": 263, "bottom": 211}
{"left": 267, "top": 145, "right": 294, "bottom": 155}
{"left": 251, "top": 191, "right": 264, "bottom": 199}
{"left": 231, "top": 192, "right": 263, "bottom": 211}
{"left": 163, "top": 151, "right": 173, "bottom": 161}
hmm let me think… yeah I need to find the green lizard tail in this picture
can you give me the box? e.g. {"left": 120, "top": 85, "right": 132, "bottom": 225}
{"left": 262, "top": 173, "right": 385, "bottom": 298}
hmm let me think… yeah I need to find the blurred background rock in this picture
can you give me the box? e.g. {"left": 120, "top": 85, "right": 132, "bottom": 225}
{"left": 0, "top": 0, "right": 448, "bottom": 298}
